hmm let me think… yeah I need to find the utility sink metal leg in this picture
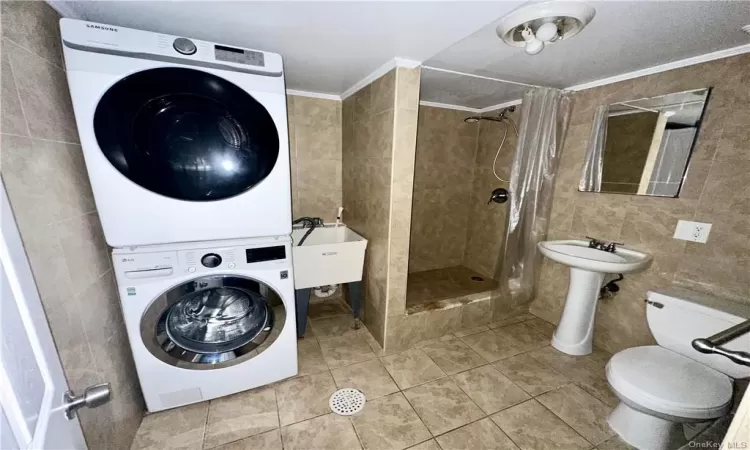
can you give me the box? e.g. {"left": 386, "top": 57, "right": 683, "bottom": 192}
{"left": 346, "top": 281, "right": 362, "bottom": 324}
{"left": 295, "top": 288, "right": 311, "bottom": 338}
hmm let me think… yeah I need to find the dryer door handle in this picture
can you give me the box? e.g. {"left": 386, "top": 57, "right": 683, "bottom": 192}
{"left": 125, "top": 267, "right": 174, "bottom": 279}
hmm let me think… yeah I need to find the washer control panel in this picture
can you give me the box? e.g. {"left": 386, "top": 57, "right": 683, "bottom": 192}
{"left": 179, "top": 243, "right": 288, "bottom": 275}
{"left": 112, "top": 238, "right": 292, "bottom": 282}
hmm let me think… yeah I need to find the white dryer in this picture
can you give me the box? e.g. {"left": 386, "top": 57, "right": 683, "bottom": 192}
{"left": 61, "top": 19, "right": 291, "bottom": 247}
{"left": 112, "top": 236, "right": 297, "bottom": 412}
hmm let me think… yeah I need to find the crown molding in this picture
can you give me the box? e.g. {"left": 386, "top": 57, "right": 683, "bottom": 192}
{"left": 394, "top": 57, "right": 421, "bottom": 69}
{"left": 418, "top": 101, "right": 481, "bottom": 113}
{"left": 286, "top": 89, "right": 341, "bottom": 101}
{"left": 566, "top": 43, "right": 750, "bottom": 92}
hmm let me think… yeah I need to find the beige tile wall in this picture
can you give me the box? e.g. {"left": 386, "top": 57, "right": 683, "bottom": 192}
{"left": 287, "top": 95, "right": 343, "bottom": 222}
{"left": 0, "top": 2, "right": 144, "bottom": 448}
{"left": 408, "top": 106, "right": 479, "bottom": 273}
{"left": 463, "top": 109, "right": 520, "bottom": 279}
{"left": 530, "top": 53, "right": 750, "bottom": 354}
{"left": 342, "top": 70, "right": 397, "bottom": 346}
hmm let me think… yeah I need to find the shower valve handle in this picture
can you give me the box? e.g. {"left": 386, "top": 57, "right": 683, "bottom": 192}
{"left": 487, "top": 188, "right": 509, "bottom": 204}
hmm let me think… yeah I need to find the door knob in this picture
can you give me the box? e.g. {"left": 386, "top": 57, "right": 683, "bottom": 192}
{"left": 63, "top": 383, "right": 111, "bottom": 420}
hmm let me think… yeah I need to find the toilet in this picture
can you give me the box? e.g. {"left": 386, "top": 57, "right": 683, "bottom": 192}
{"left": 605, "top": 287, "right": 750, "bottom": 450}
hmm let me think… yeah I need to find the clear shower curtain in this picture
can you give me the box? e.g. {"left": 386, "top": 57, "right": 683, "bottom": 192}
{"left": 579, "top": 105, "right": 607, "bottom": 191}
{"left": 495, "top": 87, "right": 571, "bottom": 315}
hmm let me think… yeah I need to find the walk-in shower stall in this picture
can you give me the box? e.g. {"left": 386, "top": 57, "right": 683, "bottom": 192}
{"left": 407, "top": 102, "right": 519, "bottom": 313}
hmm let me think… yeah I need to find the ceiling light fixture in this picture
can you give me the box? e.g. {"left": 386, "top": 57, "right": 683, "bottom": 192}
{"left": 521, "top": 27, "right": 545, "bottom": 55}
{"left": 496, "top": 1, "right": 596, "bottom": 56}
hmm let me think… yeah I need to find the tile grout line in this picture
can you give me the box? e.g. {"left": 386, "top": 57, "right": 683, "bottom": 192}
{"left": 346, "top": 414, "right": 365, "bottom": 450}
{"left": 3, "top": 38, "right": 34, "bottom": 140}
{"left": 393, "top": 345, "right": 533, "bottom": 440}
{"left": 200, "top": 403, "right": 210, "bottom": 449}
{"left": 533, "top": 389, "right": 604, "bottom": 448}
{"left": 2, "top": 36, "right": 65, "bottom": 70}
{"left": 398, "top": 384, "right": 436, "bottom": 439}
{"left": 273, "top": 386, "right": 284, "bottom": 450}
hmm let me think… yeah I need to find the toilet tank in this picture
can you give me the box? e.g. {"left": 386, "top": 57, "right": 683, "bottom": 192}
{"left": 647, "top": 287, "right": 750, "bottom": 379}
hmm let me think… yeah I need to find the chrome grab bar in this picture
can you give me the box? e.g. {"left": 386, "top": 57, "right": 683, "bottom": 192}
{"left": 692, "top": 319, "right": 750, "bottom": 367}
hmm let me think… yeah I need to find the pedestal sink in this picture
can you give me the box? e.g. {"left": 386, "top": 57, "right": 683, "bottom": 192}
{"left": 538, "top": 240, "right": 652, "bottom": 355}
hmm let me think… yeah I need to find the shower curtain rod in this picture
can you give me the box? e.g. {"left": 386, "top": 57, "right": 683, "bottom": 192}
{"left": 421, "top": 66, "right": 547, "bottom": 89}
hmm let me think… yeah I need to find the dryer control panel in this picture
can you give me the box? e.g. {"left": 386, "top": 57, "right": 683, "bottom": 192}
{"left": 60, "top": 18, "right": 283, "bottom": 76}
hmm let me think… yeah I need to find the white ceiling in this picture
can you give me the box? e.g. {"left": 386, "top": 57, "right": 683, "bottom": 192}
{"left": 423, "top": 0, "right": 750, "bottom": 108}
{"left": 420, "top": 67, "right": 528, "bottom": 110}
{"left": 54, "top": 1, "right": 523, "bottom": 95}
{"left": 53, "top": 1, "right": 750, "bottom": 108}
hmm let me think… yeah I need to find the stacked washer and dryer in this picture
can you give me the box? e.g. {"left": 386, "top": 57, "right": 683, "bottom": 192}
{"left": 61, "top": 19, "right": 297, "bottom": 411}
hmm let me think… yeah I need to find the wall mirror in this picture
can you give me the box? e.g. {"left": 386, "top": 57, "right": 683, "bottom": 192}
{"left": 579, "top": 88, "right": 711, "bottom": 197}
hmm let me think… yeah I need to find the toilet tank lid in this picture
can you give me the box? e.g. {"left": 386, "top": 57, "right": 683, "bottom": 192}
{"left": 648, "top": 287, "right": 750, "bottom": 321}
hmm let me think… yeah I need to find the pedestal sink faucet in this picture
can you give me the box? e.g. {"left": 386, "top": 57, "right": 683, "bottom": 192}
{"left": 537, "top": 240, "right": 653, "bottom": 355}
{"left": 585, "top": 236, "right": 623, "bottom": 253}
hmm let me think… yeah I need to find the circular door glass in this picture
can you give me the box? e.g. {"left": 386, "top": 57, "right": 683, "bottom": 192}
{"left": 94, "top": 67, "right": 280, "bottom": 201}
{"left": 141, "top": 275, "right": 284, "bottom": 370}
{"left": 166, "top": 286, "right": 266, "bottom": 354}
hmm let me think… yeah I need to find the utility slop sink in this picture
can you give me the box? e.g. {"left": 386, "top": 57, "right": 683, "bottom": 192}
{"left": 291, "top": 225, "right": 367, "bottom": 290}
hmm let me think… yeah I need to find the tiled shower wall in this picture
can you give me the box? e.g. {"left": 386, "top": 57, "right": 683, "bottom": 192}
{"left": 287, "top": 95, "right": 343, "bottom": 222}
{"left": 408, "top": 106, "right": 478, "bottom": 273}
{"left": 408, "top": 105, "right": 520, "bottom": 280}
{"left": 0, "top": 2, "right": 143, "bottom": 448}
{"left": 531, "top": 53, "right": 750, "bottom": 354}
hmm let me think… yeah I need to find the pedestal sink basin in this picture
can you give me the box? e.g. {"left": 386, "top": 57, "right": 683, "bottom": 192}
{"left": 538, "top": 240, "right": 653, "bottom": 355}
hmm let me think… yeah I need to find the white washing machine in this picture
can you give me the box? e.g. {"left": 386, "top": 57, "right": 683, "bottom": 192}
{"left": 112, "top": 236, "right": 297, "bottom": 412}
{"left": 61, "top": 19, "right": 291, "bottom": 247}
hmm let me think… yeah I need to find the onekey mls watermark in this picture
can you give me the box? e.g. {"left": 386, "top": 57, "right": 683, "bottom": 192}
{"left": 688, "top": 441, "right": 748, "bottom": 448}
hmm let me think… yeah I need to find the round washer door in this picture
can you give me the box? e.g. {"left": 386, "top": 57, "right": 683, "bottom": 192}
{"left": 94, "top": 67, "right": 280, "bottom": 201}
{"left": 141, "top": 275, "right": 285, "bottom": 370}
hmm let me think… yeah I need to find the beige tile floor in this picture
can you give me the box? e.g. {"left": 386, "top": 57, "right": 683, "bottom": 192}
{"left": 131, "top": 296, "right": 635, "bottom": 450}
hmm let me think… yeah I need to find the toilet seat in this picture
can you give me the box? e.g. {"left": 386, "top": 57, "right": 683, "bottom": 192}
{"left": 606, "top": 346, "right": 732, "bottom": 420}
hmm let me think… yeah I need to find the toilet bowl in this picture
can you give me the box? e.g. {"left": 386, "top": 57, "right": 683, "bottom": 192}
{"left": 606, "top": 346, "right": 732, "bottom": 449}
{"left": 605, "top": 288, "right": 750, "bottom": 450}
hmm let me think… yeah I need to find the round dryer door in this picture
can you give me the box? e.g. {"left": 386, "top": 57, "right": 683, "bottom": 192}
{"left": 94, "top": 67, "right": 280, "bottom": 201}
{"left": 141, "top": 275, "right": 285, "bottom": 370}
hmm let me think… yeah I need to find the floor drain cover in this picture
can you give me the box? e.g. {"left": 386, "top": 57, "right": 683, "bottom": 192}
{"left": 329, "top": 388, "right": 366, "bottom": 416}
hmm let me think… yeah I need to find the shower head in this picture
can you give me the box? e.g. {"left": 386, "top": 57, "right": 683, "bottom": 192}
{"left": 463, "top": 106, "right": 516, "bottom": 124}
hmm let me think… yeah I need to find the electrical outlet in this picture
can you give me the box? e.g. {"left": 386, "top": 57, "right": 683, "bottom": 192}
{"left": 674, "top": 220, "right": 712, "bottom": 243}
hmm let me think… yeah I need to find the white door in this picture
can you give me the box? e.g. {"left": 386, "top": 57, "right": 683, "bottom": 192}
{"left": 0, "top": 180, "right": 87, "bottom": 450}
